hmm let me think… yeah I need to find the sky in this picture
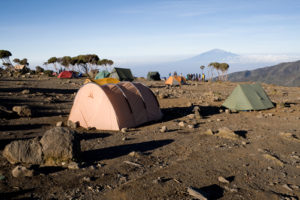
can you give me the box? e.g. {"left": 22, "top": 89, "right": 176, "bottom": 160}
{"left": 1, "top": 0, "right": 300, "bottom": 68}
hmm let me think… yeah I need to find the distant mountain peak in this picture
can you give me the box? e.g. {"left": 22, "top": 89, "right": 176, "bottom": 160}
{"left": 181, "top": 49, "right": 239, "bottom": 63}
{"left": 201, "top": 49, "right": 238, "bottom": 56}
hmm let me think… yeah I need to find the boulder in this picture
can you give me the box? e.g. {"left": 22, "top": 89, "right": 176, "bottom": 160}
{"left": 12, "top": 105, "right": 32, "bottom": 117}
{"left": 217, "top": 127, "right": 239, "bottom": 140}
{"left": 40, "top": 127, "right": 80, "bottom": 166}
{"left": 3, "top": 138, "right": 43, "bottom": 165}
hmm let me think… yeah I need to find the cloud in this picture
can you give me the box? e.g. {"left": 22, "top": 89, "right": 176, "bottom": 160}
{"left": 228, "top": 54, "right": 300, "bottom": 64}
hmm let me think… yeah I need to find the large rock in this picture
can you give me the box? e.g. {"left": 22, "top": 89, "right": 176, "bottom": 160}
{"left": 3, "top": 138, "right": 43, "bottom": 164}
{"left": 40, "top": 127, "right": 80, "bottom": 166}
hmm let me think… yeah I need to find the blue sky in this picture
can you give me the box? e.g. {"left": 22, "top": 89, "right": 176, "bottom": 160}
{"left": 1, "top": 0, "right": 300, "bottom": 67}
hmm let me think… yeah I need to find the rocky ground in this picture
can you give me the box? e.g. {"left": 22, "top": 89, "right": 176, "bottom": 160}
{"left": 0, "top": 75, "right": 299, "bottom": 200}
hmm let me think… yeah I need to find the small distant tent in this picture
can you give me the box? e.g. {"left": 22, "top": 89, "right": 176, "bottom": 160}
{"left": 84, "top": 78, "right": 120, "bottom": 85}
{"left": 147, "top": 71, "right": 161, "bottom": 81}
{"left": 68, "top": 82, "right": 163, "bottom": 130}
{"left": 58, "top": 71, "right": 74, "bottom": 79}
{"left": 95, "top": 70, "right": 110, "bottom": 80}
{"left": 109, "top": 67, "right": 134, "bottom": 81}
{"left": 222, "top": 83, "right": 274, "bottom": 111}
{"left": 165, "top": 76, "right": 186, "bottom": 86}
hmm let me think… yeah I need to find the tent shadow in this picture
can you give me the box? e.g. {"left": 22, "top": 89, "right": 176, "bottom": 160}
{"left": 161, "top": 106, "right": 193, "bottom": 122}
{"left": 200, "top": 106, "right": 221, "bottom": 117}
{"left": 82, "top": 139, "right": 174, "bottom": 164}
{"left": 161, "top": 105, "right": 220, "bottom": 122}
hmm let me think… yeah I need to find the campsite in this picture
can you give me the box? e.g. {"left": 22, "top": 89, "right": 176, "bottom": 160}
{"left": 0, "top": 71, "right": 299, "bottom": 199}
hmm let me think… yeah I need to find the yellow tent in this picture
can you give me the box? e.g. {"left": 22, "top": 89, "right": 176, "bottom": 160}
{"left": 84, "top": 78, "right": 120, "bottom": 86}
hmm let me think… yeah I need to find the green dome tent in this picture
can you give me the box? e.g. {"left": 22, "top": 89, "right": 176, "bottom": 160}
{"left": 95, "top": 70, "right": 110, "bottom": 80}
{"left": 222, "top": 83, "right": 274, "bottom": 111}
{"left": 109, "top": 67, "right": 134, "bottom": 81}
{"left": 147, "top": 71, "right": 161, "bottom": 81}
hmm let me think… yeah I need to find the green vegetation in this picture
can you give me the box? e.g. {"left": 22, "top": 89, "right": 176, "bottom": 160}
{"left": 13, "top": 58, "right": 29, "bottom": 66}
{"left": 44, "top": 54, "right": 114, "bottom": 78}
{"left": 207, "top": 62, "right": 229, "bottom": 81}
{"left": 0, "top": 50, "right": 13, "bottom": 68}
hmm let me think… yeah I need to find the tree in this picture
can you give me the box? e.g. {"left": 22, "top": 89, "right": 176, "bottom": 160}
{"left": 98, "top": 59, "right": 114, "bottom": 70}
{"left": 47, "top": 57, "right": 58, "bottom": 72}
{"left": 208, "top": 62, "right": 219, "bottom": 81}
{"left": 58, "top": 56, "right": 72, "bottom": 70}
{"left": 13, "top": 58, "right": 21, "bottom": 64}
{"left": 0, "top": 50, "right": 13, "bottom": 68}
{"left": 200, "top": 65, "right": 205, "bottom": 75}
{"left": 219, "top": 63, "right": 229, "bottom": 81}
{"left": 20, "top": 58, "right": 29, "bottom": 66}
{"left": 14, "top": 58, "right": 29, "bottom": 66}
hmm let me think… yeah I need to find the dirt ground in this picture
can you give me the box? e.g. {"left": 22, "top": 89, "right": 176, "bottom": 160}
{"left": 0, "top": 75, "right": 299, "bottom": 200}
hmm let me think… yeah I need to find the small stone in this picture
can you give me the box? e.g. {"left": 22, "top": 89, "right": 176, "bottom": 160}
{"left": 217, "top": 118, "right": 222, "bottom": 122}
{"left": 187, "top": 124, "right": 194, "bottom": 129}
{"left": 12, "top": 166, "right": 34, "bottom": 178}
{"left": 68, "top": 162, "right": 80, "bottom": 170}
{"left": 218, "top": 176, "right": 230, "bottom": 184}
{"left": 187, "top": 114, "right": 195, "bottom": 119}
{"left": 268, "top": 113, "right": 274, "bottom": 117}
{"left": 256, "top": 114, "right": 263, "bottom": 119}
{"left": 67, "top": 120, "right": 79, "bottom": 129}
{"left": 231, "top": 109, "right": 238, "bottom": 113}
{"left": 219, "top": 109, "right": 224, "bottom": 113}
{"left": 160, "top": 126, "right": 168, "bottom": 133}
{"left": 224, "top": 186, "right": 238, "bottom": 193}
{"left": 89, "top": 165, "right": 96, "bottom": 170}
{"left": 122, "top": 137, "right": 127, "bottom": 141}
{"left": 56, "top": 121, "right": 63, "bottom": 127}
{"left": 242, "top": 141, "right": 247, "bottom": 145}
{"left": 193, "top": 106, "right": 200, "bottom": 112}
{"left": 121, "top": 128, "right": 128, "bottom": 133}
{"left": 12, "top": 105, "right": 32, "bottom": 117}
{"left": 282, "top": 184, "right": 293, "bottom": 191}
{"left": 204, "top": 129, "right": 214, "bottom": 135}
{"left": 153, "top": 177, "right": 162, "bottom": 184}
{"left": 186, "top": 101, "right": 193, "bottom": 107}
{"left": 290, "top": 184, "right": 299, "bottom": 189}
{"left": 178, "top": 121, "right": 185, "bottom": 127}
{"left": 158, "top": 93, "right": 168, "bottom": 99}
{"left": 217, "top": 127, "right": 239, "bottom": 140}
{"left": 21, "top": 89, "right": 30, "bottom": 94}
{"left": 129, "top": 151, "right": 143, "bottom": 158}
{"left": 225, "top": 109, "right": 231, "bottom": 114}
{"left": 82, "top": 177, "right": 91, "bottom": 182}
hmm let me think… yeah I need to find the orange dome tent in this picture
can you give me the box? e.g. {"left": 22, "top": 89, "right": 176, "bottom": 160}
{"left": 165, "top": 76, "right": 186, "bottom": 86}
{"left": 68, "top": 82, "right": 163, "bottom": 131}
